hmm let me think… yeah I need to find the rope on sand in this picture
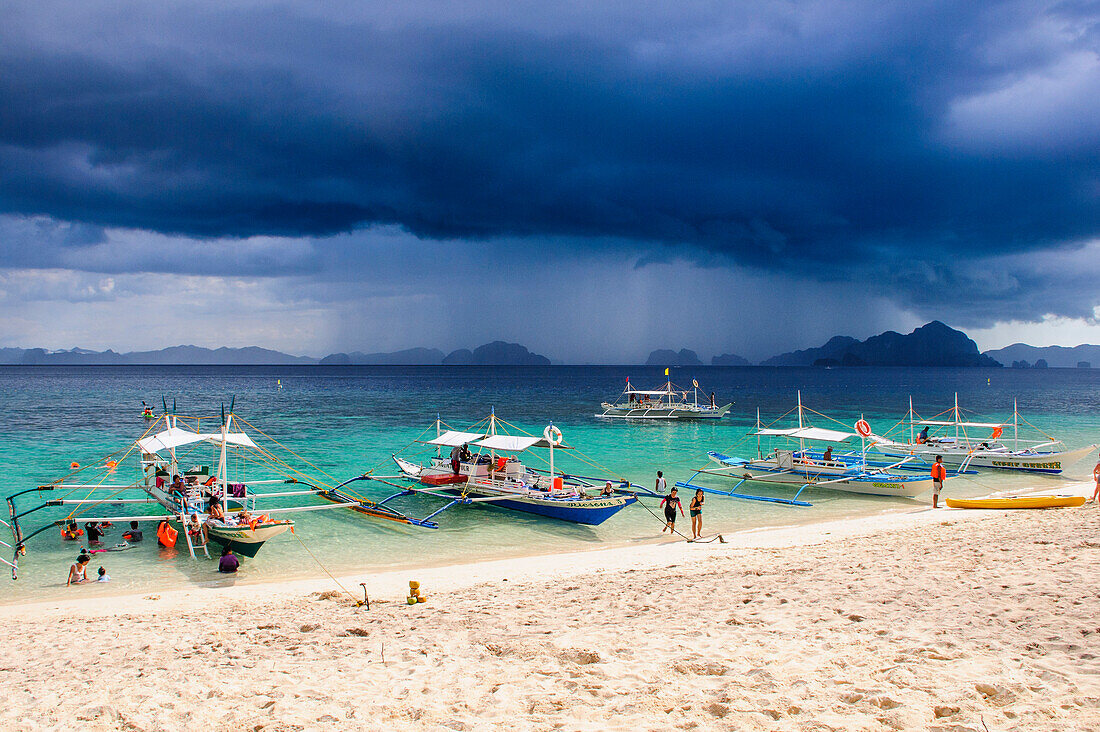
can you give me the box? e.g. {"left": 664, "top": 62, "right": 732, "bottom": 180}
{"left": 291, "top": 531, "right": 366, "bottom": 607}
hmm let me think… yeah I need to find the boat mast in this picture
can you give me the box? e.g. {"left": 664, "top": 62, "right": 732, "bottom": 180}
{"left": 168, "top": 413, "right": 178, "bottom": 478}
{"left": 757, "top": 407, "right": 762, "bottom": 459}
{"left": 1013, "top": 398, "right": 1018, "bottom": 450}
{"left": 954, "top": 392, "right": 960, "bottom": 446}
{"left": 548, "top": 421, "right": 555, "bottom": 480}
{"left": 218, "top": 412, "right": 230, "bottom": 500}
{"left": 797, "top": 390, "right": 805, "bottom": 457}
{"left": 909, "top": 395, "right": 914, "bottom": 445}
{"left": 489, "top": 407, "right": 497, "bottom": 473}
{"left": 436, "top": 413, "right": 442, "bottom": 458}
{"left": 859, "top": 412, "right": 867, "bottom": 463}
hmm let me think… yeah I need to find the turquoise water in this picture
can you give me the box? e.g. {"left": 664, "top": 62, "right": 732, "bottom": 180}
{"left": 1, "top": 365, "right": 1097, "bottom": 603}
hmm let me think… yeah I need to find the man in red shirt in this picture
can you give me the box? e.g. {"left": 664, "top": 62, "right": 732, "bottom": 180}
{"left": 931, "top": 455, "right": 947, "bottom": 508}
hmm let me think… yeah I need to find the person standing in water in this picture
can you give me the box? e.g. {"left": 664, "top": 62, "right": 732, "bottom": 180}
{"left": 218, "top": 546, "right": 239, "bottom": 573}
{"left": 659, "top": 486, "right": 685, "bottom": 534}
{"left": 67, "top": 554, "right": 90, "bottom": 586}
{"left": 689, "top": 488, "right": 705, "bottom": 540}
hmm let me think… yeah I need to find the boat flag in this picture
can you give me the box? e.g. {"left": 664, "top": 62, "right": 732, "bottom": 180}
{"left": 692, "top": 379, "right": 699, "bottom": 388}
{"left": 664, "top": 367, "right": 669, "bottom": 376}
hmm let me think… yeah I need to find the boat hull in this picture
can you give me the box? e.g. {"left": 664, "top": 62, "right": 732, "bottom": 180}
{"left": 466, "top": 489, "right": 637, "bottom": 525}
{"left": 707, "top": 453, "right": 932, "bottom": 498}
{"left": 596, "top": 403, "right": 731, "bottom": 420}
{"left": 395, "top": 457, "right": 636, "bottom": 525}
{"left": 206, "top": 521, "right": 292, "bottom": 558}
{"left": 736, "top": 469, "right": 932, "bottom": 497}
{"left": 871, "top": 443, "right": 1096, "bottom": 474}
{"left": 945, "top": 495, "right": 1086, "bottom": 509}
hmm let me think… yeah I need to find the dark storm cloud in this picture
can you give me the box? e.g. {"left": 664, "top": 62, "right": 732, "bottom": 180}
{"left": 1, "top": 1, "right": 1099, "bottom": 321}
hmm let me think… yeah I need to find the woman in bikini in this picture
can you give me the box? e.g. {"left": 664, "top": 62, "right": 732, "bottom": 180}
{"left": 689, "top": 488, "right": 705, "bottom": 540}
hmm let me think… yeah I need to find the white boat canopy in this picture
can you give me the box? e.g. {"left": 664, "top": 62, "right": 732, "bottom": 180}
{"left": 138, "top": 428, "right": 212, "bottom": 453}
{"left": 138, "top": 428, "right": 258, "bottom": 453}
{"left": 624, "top": 389, "right": 684, "bottom": 395}
{"left": 917, "top": 420, "right": 1005, "bottom": 428}
{"left": 424, "top": 430, "right": 487, "bottom": 447}
{"left": 755, "top": 426, "right": 856, "bottom": 443}
{"left": 473, "top": 434, "right": 571, "bottom": 451}
{"left": 210, "top": 433, "right": 259, "bottom": 449}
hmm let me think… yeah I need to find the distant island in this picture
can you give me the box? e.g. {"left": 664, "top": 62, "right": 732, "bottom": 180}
{"left": 982, "top": 343, "right": 1100, "bottom": 369}
{"left": 711, "top": 353, "right": 751, "bottom": 366}
{"left": 319, "top": 348, "right": 446, "bottom": 366}
{"left": 646, "top": 349, "right": 702, "bottom": 366}
{"left": 442, "top": 342, "right": 551, "bottom": 366}
{"left": 323, "top": 341, "right": 550, "bottom": 366}
{"left": 0, "top": 341, "right": 552, "bottom": 366}
{"left": 761, "top": 321, "right": 1002, "bottom": 367}
{"left": 3, "top": 324, "right": 1096, "bottom": 367}
{"left": 2, "top": 345, "right": 315, "bottom": 366}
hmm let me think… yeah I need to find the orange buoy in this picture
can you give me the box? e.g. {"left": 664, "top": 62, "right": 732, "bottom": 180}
{"left": 106, "top": 460, "right": 117, "bottom": 469}
{"left": 70, "top": 462, "right": 80, "bottom": 469}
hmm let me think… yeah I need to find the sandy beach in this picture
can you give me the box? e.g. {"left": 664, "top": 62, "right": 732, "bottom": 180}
{"left": 1, "top": 491, "right": 1097, "bottom": 732}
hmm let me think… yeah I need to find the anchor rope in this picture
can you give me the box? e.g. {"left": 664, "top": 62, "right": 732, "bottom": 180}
{"left": 290, "top": 530, "right": 361, "bottom": 605}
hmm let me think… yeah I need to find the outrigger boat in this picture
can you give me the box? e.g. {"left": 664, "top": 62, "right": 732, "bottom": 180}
{"left": 3, "top": 402, "right": 436, "bottom": 579}
{"left": 596, "top": 376, "right": 731, "bottom": 420}
{"left": 374, "top": 412, "right": 640, "bottom": 525}
{"left": 870, "top": 395, "right": 1097, "bottom": 474}
{"left": 677, "top": 393, "right": 951, "bottom": 506}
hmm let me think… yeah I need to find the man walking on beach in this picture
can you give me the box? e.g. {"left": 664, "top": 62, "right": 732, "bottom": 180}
{"left": 931, "top": 455, "right": 946, "bottom": 508}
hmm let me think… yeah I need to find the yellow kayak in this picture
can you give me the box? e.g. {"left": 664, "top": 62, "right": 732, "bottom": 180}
{"left": 945, "top": 495, "right": 1086, "bottom": 510}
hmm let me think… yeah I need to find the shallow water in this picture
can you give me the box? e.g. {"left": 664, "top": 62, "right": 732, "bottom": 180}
{"left": 1, "top": 365, "right": 1096, "bottom": 603}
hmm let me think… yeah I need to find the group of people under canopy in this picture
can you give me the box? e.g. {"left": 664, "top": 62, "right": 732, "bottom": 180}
{"left": 446, "top": 441, "right": 622, "bottom": 500}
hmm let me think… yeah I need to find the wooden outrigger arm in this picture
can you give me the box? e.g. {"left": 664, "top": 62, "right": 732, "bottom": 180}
{"left": 675, "top": 465, "right": 814, "bottom": 507}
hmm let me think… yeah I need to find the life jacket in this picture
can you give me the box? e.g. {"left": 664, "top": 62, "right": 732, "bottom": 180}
{"left": 931, "top": 463, "right": 947, "bottom": 481}
{"left": 157, "top": 521, "right": 178, "bottom": 548}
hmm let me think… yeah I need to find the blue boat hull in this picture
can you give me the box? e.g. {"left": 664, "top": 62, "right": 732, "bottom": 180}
{"left": 451, "top": 490, "right": 637, "bottom": 525}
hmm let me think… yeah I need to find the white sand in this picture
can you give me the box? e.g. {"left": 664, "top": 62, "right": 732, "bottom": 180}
{"left": 1, "top": 486, "right": 1098, "bottom": 731}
